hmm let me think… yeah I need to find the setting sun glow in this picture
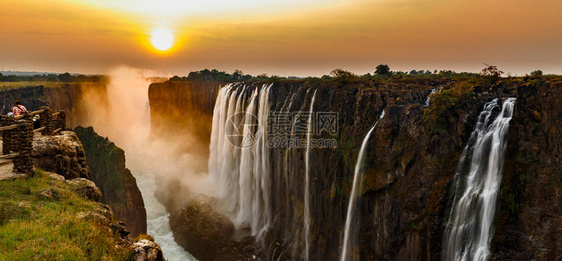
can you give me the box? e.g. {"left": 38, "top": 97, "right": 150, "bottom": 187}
{"left": 150, "top": 28, "right": 174, "bottom": 51}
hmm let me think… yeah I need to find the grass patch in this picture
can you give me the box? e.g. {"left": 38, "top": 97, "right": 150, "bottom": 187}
{"left": 0, "top": 170, "right": 133, "bottom": 260}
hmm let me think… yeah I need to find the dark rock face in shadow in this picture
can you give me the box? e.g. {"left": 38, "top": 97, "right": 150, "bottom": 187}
{"left": 74, "top": 126, "right": 147, "bottom": 237}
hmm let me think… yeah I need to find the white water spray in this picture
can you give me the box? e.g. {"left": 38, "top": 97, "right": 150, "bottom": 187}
{"left": 442, "top": 98, "right": 516, "bottom": 261}
{"left": 208, "top": 83, "right": 273, "bottom": 240}
{"left": 304, "top": 90, "right": 317, "bottom": 261}
{"left": 340, "top": 110, "right": 386, "bottom": 261}
{"left": 134, "top": 169, "right": 197, "bottom": 261}
{"left": 425, "top": 88, "right": 437, "bottom": 106}
{"left": 82, "top": 67, "right": 196, "bottom": 261}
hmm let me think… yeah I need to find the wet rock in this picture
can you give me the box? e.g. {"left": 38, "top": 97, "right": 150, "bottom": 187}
{"left": 169, "top": 196, "right": 261, "bottom": 261}
{"left": 132, "top": 239, "right": 165, "bottom": 261}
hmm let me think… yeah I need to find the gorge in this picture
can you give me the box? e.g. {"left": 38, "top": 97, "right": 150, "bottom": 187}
{"left": 147, "top": 75, "right": 562, "bottom": 260}
{"left": 2, "top": 72, "right": 560, "bottom": 260}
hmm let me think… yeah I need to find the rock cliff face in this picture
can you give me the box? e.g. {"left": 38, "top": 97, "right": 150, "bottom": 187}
{"left": 493, "top": 80, "right": 562, "bottom": 259}
{"left": 74, "top": 126, "right": 147, "bottom": 237}
{"left": 148, "top": 81, "right": 220, "bottom": 173}
{"left": 150, "top": 77, "right": 562, "bottom": 260}
{"left": 32, "top": 131, "right": 90, "bottom": 179}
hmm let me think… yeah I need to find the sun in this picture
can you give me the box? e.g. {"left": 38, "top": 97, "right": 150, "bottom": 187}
{"left": 150, "top": 28, "right": 174, "bottom": 51}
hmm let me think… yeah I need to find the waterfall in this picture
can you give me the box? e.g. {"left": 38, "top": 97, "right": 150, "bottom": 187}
{"left": 208, "top": 83, "right": 273, "bottom": 240}
{"left": 442, "top": 98, "right": 516, "bottom": 261}
{"left": 304, "top": 90, "right": 318, "bottom": 261}
{"left": 425, "top": 88, "right": 437, "bottom": 106}
{"left": 341, "top": 110, "right": 386, "bottom": 261}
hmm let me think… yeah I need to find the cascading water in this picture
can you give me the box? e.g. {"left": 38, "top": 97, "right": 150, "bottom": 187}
{"left": 133, "top": 168, "right": 197, "bottom": 261}
{"left": 425, "top": 88, "right": 437, "bottom": 106}
{"left": 304, "top": 90, "right": 317, "bottom": 261}
{"left": 442, "top": 98, "right": 516, "bottom": 261}
{"left": 340, "top": 110, "right": 386, "bottom": 261}
{"left": 208, "top": 83, "right": 273, "bottom": 240}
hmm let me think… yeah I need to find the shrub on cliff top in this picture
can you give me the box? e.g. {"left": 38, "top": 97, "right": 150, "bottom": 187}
{"left": 424, "top": 81, "right": 475, "bottom": 134}
{"left": 480, "top": 63, "right": 504, "bottom": 82}
{"left": 330, "top": 68, "right": 360, "bottom": 85}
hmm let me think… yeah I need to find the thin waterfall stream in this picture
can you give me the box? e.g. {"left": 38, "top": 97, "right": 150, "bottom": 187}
{"left": 304, "top": 90, "right": 317, "bottom": 261}
{"left": 340, "top": 110, "right": 386, "bottom": 261}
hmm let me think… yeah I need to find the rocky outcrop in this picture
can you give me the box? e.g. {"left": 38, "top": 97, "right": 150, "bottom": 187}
{"left": 74, "top": 126, "right": 147, "bottom": 237}
{"left": 155, "top": 179, "right": 261, "bottom": 261}
{"left": 45, "top": 170, "right": 162, "bottom": 261}
{"left": 32, "top": 130, "right": 89, "bottom": 179}
{"left": 66, "top": 178, "right": 103, "bottom": 201}
{"left": 132, "top": 239, "right": 166, "bottom": 261}
{"left": 169, "top": 196, "right": 262, "bottom": 261}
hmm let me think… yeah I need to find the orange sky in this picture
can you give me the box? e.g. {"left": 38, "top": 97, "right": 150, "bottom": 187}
{"left": 0, "top": 0, "right": 560, "bottom": 76}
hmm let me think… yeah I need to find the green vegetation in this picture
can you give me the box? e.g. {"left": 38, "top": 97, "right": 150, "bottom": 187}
{"left": 73, "top": 126, "right": 126, "bottom": 204}
{"left": 0, "top": 73, "right": 107, "bottom": 84}
{"left": 169, "top": 69, "right": 253, "bottom": 82}
{"left": 530, "top": 70, "right": 543, "bottom": 76}
{"left": 374, "top": 64, "right": 391, "bottom": 76}
{"left": 424, "top": 80, "right": 475, "bottom": 134}
{"left": 409, "top": 222, "right": 419, "bottom": 231}
{"left": 0, "top": 169, "right": 133, "bottom": 260}
{"left": 503, "top": 193, "right": 519, "bottom": 214}
{"left": 0, "top": 81, "right": 65, "bottom": 89}
{"left": 166, "top": 66, "right": 490, "bottom": 84}
{"left": 480, "top": 63, "right": 504, "bottom": 82}
{"left": 330, "top": 68, "right": 360, "bottom": 85}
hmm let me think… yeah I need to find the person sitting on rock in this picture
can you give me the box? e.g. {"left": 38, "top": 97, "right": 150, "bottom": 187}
{"left": 12, "top": 100, "right": 28, "bottom": 116}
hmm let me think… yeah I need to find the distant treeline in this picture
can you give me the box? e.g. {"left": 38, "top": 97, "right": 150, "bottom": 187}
{"left": 168, "top": 65, "right": 549, "bottom": 84}
{"left": 169, "top": 69, "right": 256, "bottom": 82}
{"left": 167, "top": 67, "right": 482, "bottom": 83}
{"left": 0, "top": 72, "right": 107, "bottom": 83}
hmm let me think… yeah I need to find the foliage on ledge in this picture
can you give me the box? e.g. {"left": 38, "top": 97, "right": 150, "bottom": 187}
{"left": 0, "top": 169, "right": 133, "bottom": 260}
